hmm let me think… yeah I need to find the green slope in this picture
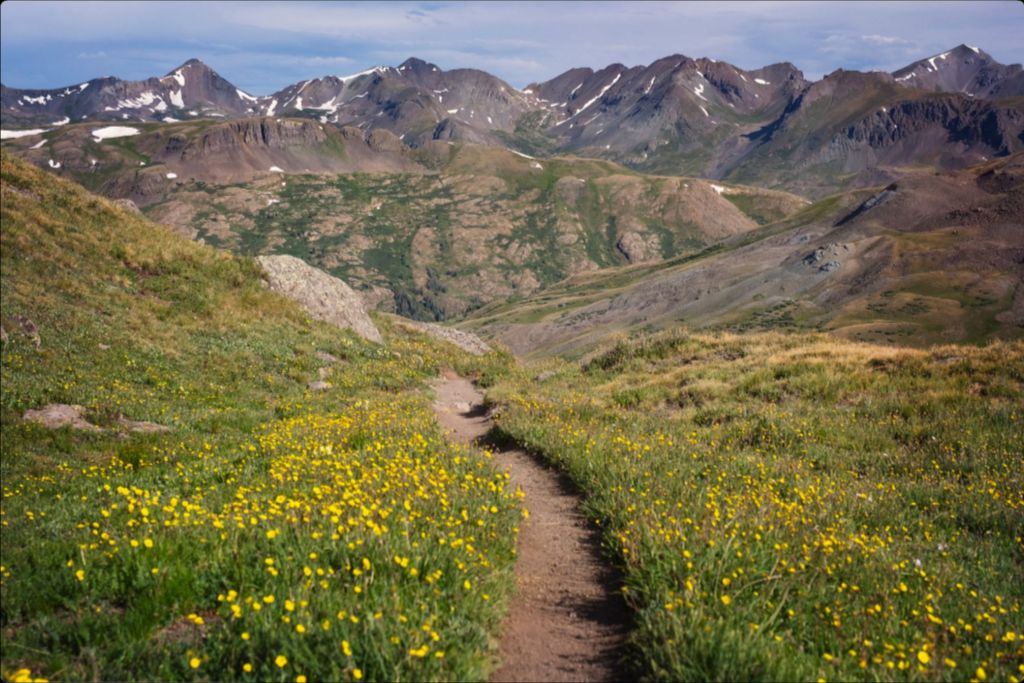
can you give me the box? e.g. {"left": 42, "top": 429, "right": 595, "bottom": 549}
{"left": 0, "top": 156, "right": 519, "bottom": 682}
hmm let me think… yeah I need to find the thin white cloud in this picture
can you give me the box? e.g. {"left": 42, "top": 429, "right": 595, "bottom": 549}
{"left": 2, "top": 0, "right": 1021, "bottom": 91}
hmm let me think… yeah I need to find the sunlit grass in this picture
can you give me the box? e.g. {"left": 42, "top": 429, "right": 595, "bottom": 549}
{"left": 491, "top": 329, "right": 1024, "bottom": 681}
{"left": 0, "top": 156, "right": 519, "bottom": 682}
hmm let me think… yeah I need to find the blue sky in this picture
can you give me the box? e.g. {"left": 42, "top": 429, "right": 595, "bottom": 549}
{"left": 1, "top": 1, "right": 1021, "bottom": 93}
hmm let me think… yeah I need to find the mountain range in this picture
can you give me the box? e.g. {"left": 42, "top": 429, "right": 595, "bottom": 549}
{"left": 1, "top": 45, "right": 1021, "bottom": 341}
{"left": 3, "top": 44, "right": 1023, "bottom": 197}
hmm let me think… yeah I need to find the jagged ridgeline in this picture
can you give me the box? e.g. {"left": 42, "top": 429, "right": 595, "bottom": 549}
{"left": 0, "top": 155, "right": 523, "bottom": 682}
{"left": 3, "top": 44, "right": 1022, "bottom": 326}
{"left": 4, "top": 45, "right": 1023, "bottom": 199}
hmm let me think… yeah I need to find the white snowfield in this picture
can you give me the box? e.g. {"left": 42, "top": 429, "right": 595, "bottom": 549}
{"left": 169, "top": 90, "right": 185, "bottom": 108}
{"left": 710, "top": 183, "right": 728, "bottom": 195}
{"left": 693, "top": 83, "right": 707, "bottom": 101}
{"left": 269, "top": 166, "right": 284, "bottom": 173}
{"left": 339, "top": 66, "right": 385, "bottom": 83}
{"left": 166, "top": 172, "right": 178, "bottom": 179}
{"left": 236, "top": 89, "right": 258, "bottom": 102}
{"left": 0, "top": 129, "right": 48, "bottom": 140}
{"left": 91, "top": 126, "right": 140, "bottom": 141}
{"left": 53, "top": 117, "right": 70, "bottom": 126}
{"left": 754, "top": 78, "right": 770, "bottom": 85}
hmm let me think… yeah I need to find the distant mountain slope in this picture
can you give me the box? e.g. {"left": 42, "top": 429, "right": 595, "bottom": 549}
{"left": 892, "top": 44, "right": 1024, "bottom": 97}
{"left": 462, "top": 154, "right": 1024, "bottom": 356}
{"left": 1, "top": 117, "right": 426, "bottom": 200}
{"left": 4, "top": 46, "right": 1022, "bottom": 198}
{"left": 0, "top": 59, "right": 261, "bottom": 126}
{"left": 136, "top": 143, "right": 805, "bottom": 321}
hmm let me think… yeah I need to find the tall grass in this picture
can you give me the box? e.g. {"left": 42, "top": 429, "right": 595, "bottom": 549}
{"left": 491, "top": 329, "right": 1024, "bottom": 681}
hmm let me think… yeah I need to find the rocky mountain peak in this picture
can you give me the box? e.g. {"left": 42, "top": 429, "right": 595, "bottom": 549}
{"left": 398, "top": 57, "right": 440, "bottom": 75}
{"left": 892, "top": 44, "right": 1023, "bottom": 97}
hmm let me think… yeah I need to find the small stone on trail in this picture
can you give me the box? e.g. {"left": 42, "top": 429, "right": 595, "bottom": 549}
{"left": 316, "top": 351, "right": 339, "bottom": 364}
{"left": 308, "top": 380, "right": 332, "bottom": 391}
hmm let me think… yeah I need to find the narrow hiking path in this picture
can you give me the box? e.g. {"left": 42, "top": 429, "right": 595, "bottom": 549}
{"left": 432, "top": 374, "right": 629, "bottom": 683}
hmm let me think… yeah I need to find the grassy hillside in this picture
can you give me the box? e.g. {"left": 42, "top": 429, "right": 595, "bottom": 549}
{"left": 0, "top": 156, "right": 519, "bottom": 682}
{"left": 488, "top": 328, "right": 1024, "bottom": 681}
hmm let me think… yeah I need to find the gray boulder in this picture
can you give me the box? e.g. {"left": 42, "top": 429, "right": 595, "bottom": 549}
{"left": 256, "top": 255, "right": 382, "bottom": 343}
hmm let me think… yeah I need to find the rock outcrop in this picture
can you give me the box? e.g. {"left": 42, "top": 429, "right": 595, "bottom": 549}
{"left": 391, "top": 317, "right": 492, "bottom": 355}
{"left": 256, "top": 255, "right": 383, "bottom": 343}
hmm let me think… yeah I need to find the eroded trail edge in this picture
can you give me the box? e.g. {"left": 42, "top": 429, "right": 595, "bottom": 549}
{"left": 432, "top": 375, "right": 628, "bottom": 683}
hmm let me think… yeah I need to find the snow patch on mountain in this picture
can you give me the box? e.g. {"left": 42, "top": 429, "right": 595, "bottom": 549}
{"left": 570, "top": 72, "right": 621, "bottom": 118}
{"left": 927, "top": 52, "right": 951, "bottom": 70}
{"left": 1, "top": 129, "right": 49, "bottom": 139}
{"left": 339, "top": 66, "right": 384, "bottom": 83}
{"left": 91, "top": 126, "right": 140, "bottom": 141}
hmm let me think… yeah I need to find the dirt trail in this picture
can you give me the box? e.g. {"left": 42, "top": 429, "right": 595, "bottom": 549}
{"left": 432, "top": 375, "right": 629, "bottom": 682}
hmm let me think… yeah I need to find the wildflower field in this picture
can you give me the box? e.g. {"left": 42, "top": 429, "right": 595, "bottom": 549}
{"left": 3, "top": 155, "right": 1023, "bottom": 683}
{"left": 0, "top": 157, "right": 519, "bottom": 682}
{"left": 490, "top": 330, "right": 1023, "bottom": 681}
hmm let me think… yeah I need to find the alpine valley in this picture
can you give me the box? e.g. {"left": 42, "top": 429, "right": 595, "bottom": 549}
{"left": 2, "top": 44, "right": 1022, "bottom": 340}
{"left": 2, "top": 26, "right": 1024, "bottom": 683}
